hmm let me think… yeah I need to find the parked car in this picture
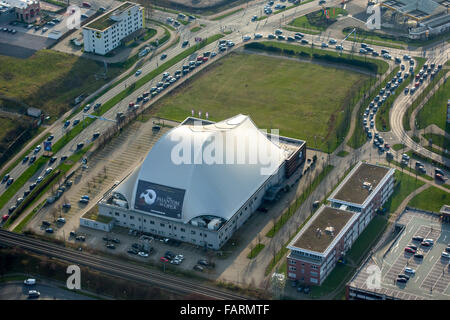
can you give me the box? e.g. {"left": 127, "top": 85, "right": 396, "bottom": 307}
{"left": 24, "top": 278, "right": 36, "bottom": 285}
{"left": 193, "top": 264, "right": 204, "bottom": 272}
{"left": 28, "top": 290, "right": 40, "bottom": 298}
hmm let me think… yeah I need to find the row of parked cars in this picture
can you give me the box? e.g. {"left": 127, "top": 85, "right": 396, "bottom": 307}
{"left": 400, "top": 237, "right": 450, "bottom": 284}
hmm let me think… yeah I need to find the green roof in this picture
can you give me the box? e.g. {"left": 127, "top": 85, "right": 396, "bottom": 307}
{"left": 85, "top": 2, "right": 136, "bottom": 31}
{"left": 82, "top": 210, "right": 114, "bottom": 224}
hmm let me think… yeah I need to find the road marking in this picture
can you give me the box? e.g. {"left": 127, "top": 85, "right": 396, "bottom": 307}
{"left": 414, "top": 275, "right": 420, "bottom": 283}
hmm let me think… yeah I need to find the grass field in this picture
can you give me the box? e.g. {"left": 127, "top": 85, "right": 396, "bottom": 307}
{"left": 0, "top": 50, "right": 122, "bottom": 119}
{"left": 383, "top": 170, "right": 425, "bottom": 214}
{"left": 408, "top": 186, "right": 450, "bottom": 212}
{"left": 288, "top": 7, "right": 347, "bottom": 32}
{"left": 153, "top": 52, "right": 369, "bottom": 152}
{"left": 392, "top": 144, "right": 405, "bottom": 151}
{"left": 416, "top": 78, "right": 450, "bottom": 133}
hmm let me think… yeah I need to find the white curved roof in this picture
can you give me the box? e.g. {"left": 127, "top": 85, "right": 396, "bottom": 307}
{"left": 116, "top": 114, "right": 288, "bottom": 224}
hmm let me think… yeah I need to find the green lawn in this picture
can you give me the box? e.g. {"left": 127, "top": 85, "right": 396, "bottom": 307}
{"left": 392, "top": 144, "right": 405, "bottom": 151}
{"left": 416, "top": 79, "right": 450, "bottom": 133}
{"left": 408, "top": 186, "right": 450, "bottom": 212}
{"left": 403, "top": 70, "right": 446, "bottom": 131}
{"left": 154, "top": 52, "right": 369, "bottom": 152}
{"left": 0, "top": 50, "right": 122, "bottom": 119}
{"left": 247, "top": 244, "right": 265, "bottom": 259}
{"left": 289, "top": 7, "right": 347, "bottom": 32}
{"left": 336, "top": 150, "right": 349, "bottom": 157}
{"left": 382, "top": 170, "right": 425, "bottom": 214}
{"left": 422, "top": 133, "right": 450, "bottom": 151}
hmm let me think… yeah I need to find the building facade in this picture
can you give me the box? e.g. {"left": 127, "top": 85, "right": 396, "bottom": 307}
{"left": 82, "top": 1, "right": 144, "bottom": 55}
{"left": 286, "top": 162, "right": 395, "bottom": 285}
{"left": 92, "top": 115, "right": 306, "bottom": 249}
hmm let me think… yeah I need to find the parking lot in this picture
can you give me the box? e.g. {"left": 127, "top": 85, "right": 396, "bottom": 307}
{"left": 349, "top": 209, "right": 450, "bottom": 299}
{"left": 0, "top": 6, "right": 93, "bottom": 58}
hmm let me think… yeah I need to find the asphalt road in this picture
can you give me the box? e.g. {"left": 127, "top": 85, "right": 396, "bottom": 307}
{"left": 0, "top": 281, "right": 94, "bottom": 300}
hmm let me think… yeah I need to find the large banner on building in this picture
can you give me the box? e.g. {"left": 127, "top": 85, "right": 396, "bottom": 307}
{"left": 134, "top": 180, "right": 185, "bottom": 219}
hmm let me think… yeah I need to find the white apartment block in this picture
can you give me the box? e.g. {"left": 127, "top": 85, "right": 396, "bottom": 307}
{"left": 82, "top": 1, "right": 144, "bottom": 55}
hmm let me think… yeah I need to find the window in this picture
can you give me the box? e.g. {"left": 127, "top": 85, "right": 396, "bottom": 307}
{"left": 310, "top": 277, "right": 318, "bottom": 284}
{"left": 180, "top": 228, "right": 185, "bottom": 232}
{"left": 150, "top": 221, "right": 154, "bottom": 225}
{"left": 289, "top": 266, "right": 296, "bottom": 272}
{"left": 311, "top": 271, "right": 318, "bottom": 277}
{"left": 288, "top": 259, "right": 296, "bottom": 265}
{"left": 123, "top": 214, "right": 126, "bottom": 218}
{"left": 311, "top": 265, "right": 318, "bottom": 270}
{"left": 130, "top": 216, "right": 134, "bottom": 220}
{"left": 191, "top": 230, "right": 196, "bottom": 235}
{"left": 115, "top": 212, "right": 119, "bottom": 216}
{"left": 160, "top": 223, "right": 165, "bottom": 227}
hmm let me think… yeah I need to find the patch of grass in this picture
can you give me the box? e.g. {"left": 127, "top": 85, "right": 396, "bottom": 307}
{"left": 403, "top": 70, "right": 446, "bottom": 131}
{"left": 0, "top": 50, "right": 122, "bottom": 120}
{"left": 336, "top": 150, "right": 349, "bottom": 157}
{"left": 247, "top": 244, "right": 265, "bottom": 259}
{"left": 423, "top": 133, "right": 450, "bottom": 151}
{"left": 154, "top": 50, "right": 370, "bottom": 152}
{"left": 382, "top": 170, "right": 425, "bottom": 214}
{"left": 211, "top": 8, "right": 244, "bottom": 21}
{"left": 310, "top": 264, "right": 354, "bottom": 298}
{"left": 282, "top": 25, "right": 321, "bottom": 35}
{"left": 416, "top": 76, "right": 450, "bottom": 133}
{"left": 392, "top": 144, "right": 405, "bottom": 151}
{"left": 190, "top": 26, "right": 202, "bottom": 32}
{"left": 289, "top": 7, "right": 347, "bottom": 32}
{"left": 342, "top": 27, "right": 450, "bottom": 49}
{"left": 408, "top": 186, "right": 450, "bottom": 212}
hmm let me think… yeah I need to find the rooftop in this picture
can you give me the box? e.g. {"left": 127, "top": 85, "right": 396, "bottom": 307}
{"left": 84, "top": 1, "right": 137, "bottom": 31}
{"left": 291, "top": 206, "right": 355, "bottom": 253}
{"left": 329, "top": 162, "right": 391, "bottom": 206}
{"left": 381, "top": 0, "right": 447, "bottom": 20}
{"left": 83, "top": 209, "right": 114, "bottom": 224}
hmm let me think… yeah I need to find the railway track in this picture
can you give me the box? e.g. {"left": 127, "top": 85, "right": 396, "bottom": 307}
{"left": 0, "top": 230, "right": 249, "bottom": 300}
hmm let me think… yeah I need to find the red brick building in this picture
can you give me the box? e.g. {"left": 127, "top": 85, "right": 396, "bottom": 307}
{"left": 286, "top": 162, "right": 395, "bottom": 285}
{"left": 11, "top": 0, "right": 40, "bottom": 23}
